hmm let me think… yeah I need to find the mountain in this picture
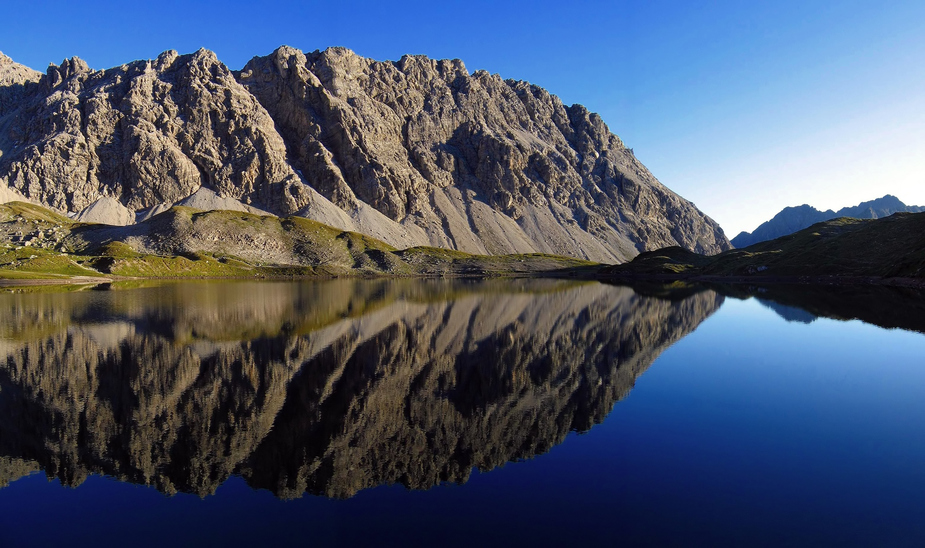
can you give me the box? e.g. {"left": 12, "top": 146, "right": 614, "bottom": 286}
{"left": 603, "top": 211, "right": 925, "bottom": 285}
{"left": 0, "top": 280, "right": 723, "bottom": 498}
{"left": 731, "top": 195, "right": 924, "bottom": 248}
{"left": 0, "top": 47, "right": 730, "bottom": 262}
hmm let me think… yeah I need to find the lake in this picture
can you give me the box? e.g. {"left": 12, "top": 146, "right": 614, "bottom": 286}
{"left": 0, "top": 279, "right": 923, "bottom": 546}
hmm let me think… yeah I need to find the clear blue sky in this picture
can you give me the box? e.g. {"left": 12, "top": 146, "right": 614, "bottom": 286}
{"left": 4, "top": 0, "right": 924, "bottom": 235}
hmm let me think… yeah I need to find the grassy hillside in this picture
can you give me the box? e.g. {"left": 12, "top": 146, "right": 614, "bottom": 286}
{"left": 0, "top": 202, "right": 594, "bottom": 283}
{"left": 601, "top": 212, "right": 925, "bottom": 284}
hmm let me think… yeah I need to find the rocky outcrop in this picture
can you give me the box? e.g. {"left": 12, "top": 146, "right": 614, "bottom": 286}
{"left": 0, "top": 52, "right": 41, "bottom": 116}
{"left": 0, "top": 50, "right": 313, "bottom": 218}
{"left": 0, "top": 52, "right": 41, "bottom": 87}
{"left": 0, "top": 280, "right": 723, "bottom": 498}
{"left": 0, "top": 48, "right": 731, "bottom": 262}
{"left": 732, "top": 194, "right": 925, "bottom": 248}
{"left": 0, "top": 53, "right": 41, "bottom": 208}
{"left": 238, "top": 46, "right": 729, "bottom": 261}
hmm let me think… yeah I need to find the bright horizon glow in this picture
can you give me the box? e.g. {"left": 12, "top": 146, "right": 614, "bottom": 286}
{"left": 2, "top": 0, "right": 923, "bottom": 237}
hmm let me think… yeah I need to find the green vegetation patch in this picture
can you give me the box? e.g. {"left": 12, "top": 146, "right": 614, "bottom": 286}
{"left": 103, "top": 253, "right": 258, "bottom": 278}
{"left": 0, "top": 202, "right": 74, "bottom": 225}
{"left": 0, "top": 246, "right": 102, "bottom": 278}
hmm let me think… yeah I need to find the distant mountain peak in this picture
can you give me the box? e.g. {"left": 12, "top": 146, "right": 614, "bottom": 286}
{"left": 732, "top": 194, "right": 924, "bottom": 248}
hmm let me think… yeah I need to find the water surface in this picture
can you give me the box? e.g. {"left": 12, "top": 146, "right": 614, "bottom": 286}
{"left": 0, "top": 280, "right": 922, "bottom": 546}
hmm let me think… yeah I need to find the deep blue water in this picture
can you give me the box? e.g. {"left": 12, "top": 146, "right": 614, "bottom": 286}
{"left": 0, "top": 281, "right": 922, "bottom": 546}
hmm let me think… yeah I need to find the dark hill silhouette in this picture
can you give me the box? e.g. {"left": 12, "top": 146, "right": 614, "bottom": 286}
{"left": 732, "top": 195, "right": 924, "bottom": 248}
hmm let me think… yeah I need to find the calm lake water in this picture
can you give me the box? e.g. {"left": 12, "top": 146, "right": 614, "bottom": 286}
{"left": 0, "top": 279, "right": 923, "bottom": 547}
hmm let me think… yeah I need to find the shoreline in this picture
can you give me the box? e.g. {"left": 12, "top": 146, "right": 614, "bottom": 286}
{"left": 591, "top": 273, "right": 925, "bottom": 289}
{"left": 3, "top": 268, "right": 925, "bottom": 290}
{"left": 0, "top": 275, "right": 115, "bottom": 287}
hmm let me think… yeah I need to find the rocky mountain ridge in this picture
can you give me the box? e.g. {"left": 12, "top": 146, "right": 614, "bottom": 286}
{"left": 731, "top": 194, "right": 924, "bottom": 248}
{"left": 0, "top": 47, "right": 730, "bottom": 262}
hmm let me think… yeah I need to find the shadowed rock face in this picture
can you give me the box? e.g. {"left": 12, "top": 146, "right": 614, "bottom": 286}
{"left": 0, "top": 47, "right": 729, "bottom": 261}
{"left": 0, "top": 280, "right": 722, "bottom": 499}
{"left": 0, "top": 52, "right": 41, "bottom": 117}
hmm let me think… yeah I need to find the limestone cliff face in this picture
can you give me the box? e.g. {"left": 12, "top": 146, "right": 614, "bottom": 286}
{"left": 239, "top": 47, "right": 729, "bottom": 260}
{"left": 0, "top": 52, "right": 41, "bottom": 115}
{"left": 0, "top": 50, "right": 312, "bottom": 218}
{"left": 0, "top": 281, "right": 722, "bottom": 498}
{"left": 0, "top": 53, "right": 43, "bottom": 205}
{"left": 0, "top": 48, "right": 729, "bottom": 261}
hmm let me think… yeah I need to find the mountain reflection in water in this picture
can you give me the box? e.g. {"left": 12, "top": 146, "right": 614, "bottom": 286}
{"left": 0, "top": 280, "right": 722, "bottom": 499}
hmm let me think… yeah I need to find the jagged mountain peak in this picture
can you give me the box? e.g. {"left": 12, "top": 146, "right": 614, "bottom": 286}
{"left": 154, "top": 49, "right": 180, "bottom": 67}
{"left": 41, "top": 56, "right": 92, "bottom": 90}
{"left": 0, "top": 52, "right": 41, "bottom": 86}
{"left": 0, "top": 46, "right": 730, "bottom": 262}
{"left": 0, "top": 47, "right": 310, "bottom": 216}
{"left": 849, "top": 194, "right": 904, "bottom": 211}
{"left": 0, "top": 52, "right": 41, "bottom": 117}
{"left": 264, "top": 45, "right": 305, "bottom": 66}
{"left": 47, "top": 55, "right": 90, "bottom": 72}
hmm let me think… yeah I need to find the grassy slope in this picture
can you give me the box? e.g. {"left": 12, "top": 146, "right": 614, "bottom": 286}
{"left": 603, "top": 212, "right": 925, "bottom": 283}
{"left": 0, "top": 202, "right": 593, "bottom": 282}
{"left": 0, "top": 203, "right": 105, "bottom": 279}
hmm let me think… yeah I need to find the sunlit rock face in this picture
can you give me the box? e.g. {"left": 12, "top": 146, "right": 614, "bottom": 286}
{"left": 0, "top": 48, "right": 729, "bottom": 261}
{"left": 238, "top": 47, "right": 729, "bottom": 261}
{"left": 0, "top": 50, "right": 309, "bottom": 220}
{"left": 0, "top": 280, "right": 722, "bottom": 498}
